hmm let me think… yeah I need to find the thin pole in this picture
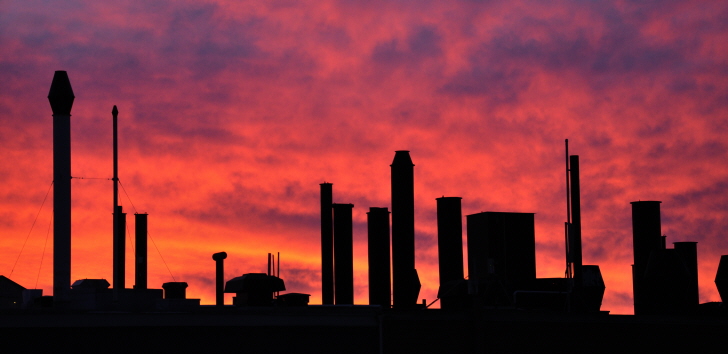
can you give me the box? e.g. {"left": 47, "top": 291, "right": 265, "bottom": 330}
{"left": 112, "top": 105, "right": 124, "bottom": 296}
{"left": 566, "top": 139, "right": 570, "bottom": 224}
{"left": 565, "top": 139, "right": 572, "bottom": 279}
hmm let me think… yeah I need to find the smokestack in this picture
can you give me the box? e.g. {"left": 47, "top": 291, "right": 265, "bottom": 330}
{"left": 391, "top": 151, "right": 418, "bottom": 308}
{"left": 333, "top": 203, "right": 354, "bottom": 305}
{"left": 436, "top": 197, "right": 464, "bottom": 286}
{"left": 134, "top": 213, "right": 148, "bottom": 290}
{"left": 367, "top": 207, "right": 391, "bottom": 307}
{"left": 673, "top": 242, "right": 699, "bottom": 310}
{"left": 212, "top": 252, "right": 227, "bottom": 306}
{"left": 569, "top": 155, "right": 583, "bottom": 286}
{"left": 320, "top": 182, "right": 334, "bottom": 305}
{"left": 114, "top": 205, "right": 126, "bottom": 291}
{"left": 631, "top": 200, "right": 662, "bottom": 315}
{"left": 49, "top": 71, "right": 74, "bottom": 304}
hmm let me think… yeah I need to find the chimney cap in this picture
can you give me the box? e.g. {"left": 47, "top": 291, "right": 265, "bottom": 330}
{"left": 48, "top": 71, "right": 75, "bottom": 115}
{"left": 391, "top": 150, "right": 414, "bottom": 167}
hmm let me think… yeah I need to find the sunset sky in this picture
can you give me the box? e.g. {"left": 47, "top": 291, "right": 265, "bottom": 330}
{"left": 1, "top": 1, "right": 727, "bottom": 314}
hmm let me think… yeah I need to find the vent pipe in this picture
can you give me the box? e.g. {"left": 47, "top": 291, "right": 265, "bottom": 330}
{"left": 212, "top": 252, "right": 227, "bottom": 306}
{"left": 113, "top": 206, "right": 126, "bottom": 292}
{"left": 367, "top": 207, "right": 391, "bottom": 307}
{"left": 333, "top": 203, "right": 354, "bottom": 305}
{"left": 134, "top": 213, "right": 148, "bottom": 290}
{"left": 49, "top": 70, "right": 74, "bottom": 304}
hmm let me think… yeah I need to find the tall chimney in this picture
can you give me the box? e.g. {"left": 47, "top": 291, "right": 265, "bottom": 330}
{"left": 391, "top": 151, "right": 418, "bottom": 308}
{"left": 49, "top": 71, "right": 74, "bottom": 304}
{"left": 320, "top": 182, "right": 334, "bottom": 305}
{"left": 367, "top": 207, "right": 391, "bottom": 307}
{"left": 333, "top": 203, "right": 354, "bottom": 305}
{"left": 134, "top": 213, "right": 148, "bottom": 290}
{"left": 631, "top": 200, "right": 662, "bottom": 315}
{"left": 212, "top": 252, "right": 227, "bottom": 306}
{"left": 569, "top": 155, "right": 583, "bottom": 286}
{"left": 436, "top": 197, "right": 464, "bottom": 301}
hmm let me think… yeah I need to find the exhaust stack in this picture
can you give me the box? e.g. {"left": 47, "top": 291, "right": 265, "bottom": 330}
{"left": 49, "top": 71, "right": 74, "bottom": 304}
{"left": 391, "top": 151, "right": 419, "bottom": 308}
{"left": 212, "top": 252, "right": 227, "bottom": 306}
{"left": 367, "top": 207, "right": 391, "bottom": 307}
{"left": 320, "top": 183, "right": 334, "bottom": 305}
{"left": 333, "top": 203, "right": 354, "bottom": 305}
{"left": 134, "top": 213, "right": 148, "bottom": 289}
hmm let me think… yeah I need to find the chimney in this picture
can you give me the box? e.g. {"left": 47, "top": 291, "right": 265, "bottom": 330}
{"left": 631, "top": 200, "right": 662, "bottom": 315}
{"left": 333, "top": 203, "right": 354, "bottom": 305}
{"left": 134, "top": 213, "right": 148, "bottom": 290}
{"left": 320, "top": 182, "right": 334, "bottom": 305}
{"left": 367, "top": 207, "right": 391, "bottom": 307}
{"left": 436, "top": 197, "right": 464, "bottom": 307}
{"left": 114, "top": 205, "right": 126, "bottom": 291}
{"left": 391, "top": 151, "right": 419, "bottom": 308}
{"left": 212, "top": 252, "right": 227, "bottom": 306}
{"left": 569, "top": 155, "right": 583, "bottom": 286}
{"left": 49, "top": 71, "right": 74, "bottom": 304}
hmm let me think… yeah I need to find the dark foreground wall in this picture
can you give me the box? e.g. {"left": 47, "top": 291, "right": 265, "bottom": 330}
{"left": 2, "top": 310, "right": 727, "bottom": 353}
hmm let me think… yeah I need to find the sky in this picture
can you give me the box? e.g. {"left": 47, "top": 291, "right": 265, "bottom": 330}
{"left": 1, "top": 0, "right": 727, "bottom": 314}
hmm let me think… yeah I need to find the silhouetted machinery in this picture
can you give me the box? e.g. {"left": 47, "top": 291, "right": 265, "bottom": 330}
{"left": 631, "top": 201, "right": 701, "bottom": 315}
{"left": 225, "top": 273, "right": 285, "bottom": 306}
{"left": 434, "top": 144, "right": 606, "bottom": 312}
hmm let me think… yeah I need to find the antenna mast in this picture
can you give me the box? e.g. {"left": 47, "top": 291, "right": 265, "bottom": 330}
{"left": 565, "top": 139, "right": 572, "bottom": 279}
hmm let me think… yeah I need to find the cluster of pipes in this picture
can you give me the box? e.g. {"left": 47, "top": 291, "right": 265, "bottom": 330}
{"left": 49, "top": 71, "right": 183, "bottom": 307}
{"left": 319, "top": 148, "right": 605, "bottom": 311}
{"left": 320, "top": 151, "right": 419, "bottom": 308}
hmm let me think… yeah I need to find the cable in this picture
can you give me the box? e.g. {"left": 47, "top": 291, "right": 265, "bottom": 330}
{"left": 118, "top": 178, "right": 175, "bottom": 281}
{"left": 9, "top": 181, "right": 53, "bottom": 277}
{"left": 126, "top": 216, "right": 135, "bottom": 254}
{"left": 71, "top": 176, "right": 112, "bottom": 180}
{"left": 117, "top": 179, "right": 138, "bottom": 213}
{"left": 35, "top": 214, "right": 53, "bottom": 289}
{"left": 149, "top": 233, "right": 176, "bottom": 282}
